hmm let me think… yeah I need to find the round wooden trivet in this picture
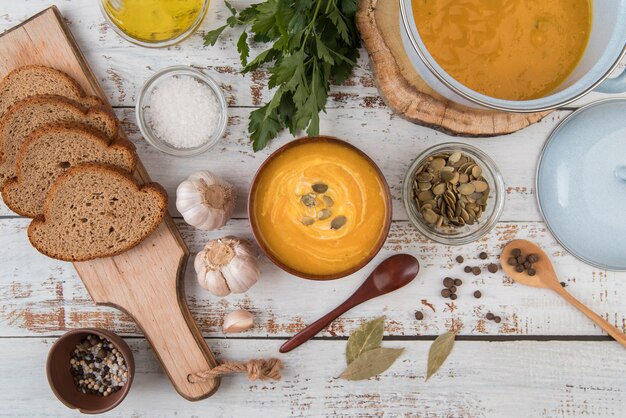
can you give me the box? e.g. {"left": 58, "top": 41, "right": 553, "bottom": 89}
{"left": 355, "top": 0, "right": 551, "bottom": 136}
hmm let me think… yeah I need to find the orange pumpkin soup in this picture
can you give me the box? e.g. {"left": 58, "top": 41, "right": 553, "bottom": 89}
{"left": 251, "top": 140, "right": 389, "bottom": 277}
{"left": 412, "top": 0, "right": 592, "bottom": 100}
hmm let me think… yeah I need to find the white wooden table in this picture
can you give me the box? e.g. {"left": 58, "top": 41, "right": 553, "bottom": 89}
{"left": 1, "top": 1, "right": 625, "bottom": 417}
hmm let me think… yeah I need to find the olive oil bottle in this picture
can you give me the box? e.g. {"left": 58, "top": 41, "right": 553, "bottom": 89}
{"left": 101, "top": 0, "right": 208, "bottom": 46}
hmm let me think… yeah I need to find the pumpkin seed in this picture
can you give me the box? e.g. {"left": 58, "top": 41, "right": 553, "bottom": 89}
{"left": 418, "top": 190, "right": 434, "bottom": 201}
{"left": 322, "top": 195, "right": 334, "bottom": 207}
{"left": 458, "top": 183, "right": 475, "bottom": 195}
{"left": 410, "top": 150, "right": 489, "bottom": 229}
{"left": 432, "top": 183, "right": 446, "bottom": 195}
{"left": 301, "top": 216, "right": 315, "bottom": 226}
{"left": 422, "top": 208, "right": 438, "bottom": 224}
{"left": 331, "top": 215, "right": 347, "bottom": 230}
{"left": 318, "top": 208, "right": 332, "bottom": 220}
{"left": 301, "top": 194, "right": 317, "bottom": 207}
{"left": 312, "top": 183, "right": 328, "bottom": 193}
{"left": 472, "top": 180, "right": 488, "bottom": 193}
{"left": 448, "top": 152, "right": 461, "bottom": 164}
{"left": 430, "top": 158, "right": 446, "bottom": 171}
{"left": 418, "top": 181, "right": 432, "bottom": 191}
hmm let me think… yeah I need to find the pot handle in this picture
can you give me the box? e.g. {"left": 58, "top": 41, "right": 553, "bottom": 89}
{"left": 594, "top": 68, "right": 626, "bottom": 94}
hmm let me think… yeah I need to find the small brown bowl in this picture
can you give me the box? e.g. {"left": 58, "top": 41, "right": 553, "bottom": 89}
{"left": 46, "top": 328, "right": 135, "bottom": 414}
{"left": 248, "top": 136, "right": 392, "bottom": 280}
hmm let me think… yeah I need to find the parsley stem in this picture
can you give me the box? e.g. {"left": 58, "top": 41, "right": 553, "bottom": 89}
{"left": 303, "top": 0, "right": 324, "bottom": 46}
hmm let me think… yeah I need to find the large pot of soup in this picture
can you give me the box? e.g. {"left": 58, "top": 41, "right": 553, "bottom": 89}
{"left": 400, "top": 0, "right": 626, "bottom": 112}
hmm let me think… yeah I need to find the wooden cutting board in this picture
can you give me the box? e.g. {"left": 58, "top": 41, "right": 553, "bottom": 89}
{"left": 0, "top": 7, "right": 219, "bottom": 401}
{"left": 356, "top": 0, "right": 551, "bottom": 136}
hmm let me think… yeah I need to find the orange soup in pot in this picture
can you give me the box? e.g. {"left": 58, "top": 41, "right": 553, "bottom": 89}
{"left": 412, "top": 0, "right": 592, "bottom": 100}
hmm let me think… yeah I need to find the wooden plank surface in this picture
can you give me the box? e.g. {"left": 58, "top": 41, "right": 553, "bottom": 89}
{"left": 1, "top": 0, "right": 626, "bottom": 416}
{"left": 1, "top": 338, "right": 625, "bottom": 418}
{"left": 2, "top": 218, "right": 624, "bottom": 338}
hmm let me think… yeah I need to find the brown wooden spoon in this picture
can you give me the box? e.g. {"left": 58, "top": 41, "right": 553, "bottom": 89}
{"left": 279, "top": 254, "right": 420, "bottom": 353}
{"left": 500, "top": 239, "right": 626, "bottom": 347}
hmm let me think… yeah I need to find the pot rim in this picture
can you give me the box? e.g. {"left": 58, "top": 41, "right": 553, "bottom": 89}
{"left": 399, "top": 0, "right": 626, "bottom": 113}
{"left": 247, "top": 136, "right": 393, "bottom": 281}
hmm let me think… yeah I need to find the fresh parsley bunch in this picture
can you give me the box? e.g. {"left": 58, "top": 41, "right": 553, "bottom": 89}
{"left": 204, "top": 0, "right": 360, "bottom": 151}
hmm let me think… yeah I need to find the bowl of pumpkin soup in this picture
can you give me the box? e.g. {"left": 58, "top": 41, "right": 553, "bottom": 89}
{"left": 248, "top": 137, "right": 392, "bottom": 280}
{"left": 400, "top": 0, "right": 626, "bottom": 112}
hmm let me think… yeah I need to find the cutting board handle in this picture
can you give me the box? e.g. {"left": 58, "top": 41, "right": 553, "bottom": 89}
{"left": 117, "top": 281, "right": 220, "bottom": 400}
{"left": 75, "top": 223, "right": 220, "bottom": 401}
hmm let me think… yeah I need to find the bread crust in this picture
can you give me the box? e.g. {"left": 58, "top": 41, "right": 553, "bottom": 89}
{"left": 0, "top": 65, "right": 96, "bottom": 117}
{"left": 2, "top": 122, "right": 137, "bottom": 217}
{"left": 0, "top": 95, "right": 117, "bottom": 186}
{"left": 28, "top": 163, "right": 168, "bottom": 262}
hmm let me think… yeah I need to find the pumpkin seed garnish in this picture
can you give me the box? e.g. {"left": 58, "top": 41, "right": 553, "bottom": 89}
{"left": 312, "top": 183, "right": 328, "bottom": 193}
{"left": 330, "top": 215, "right": 347, "bottom": 230}
{"left": 322, "top": 195, "right": 334, "bottom": 207}
{"left": 301, "top": 193, "right": 317, "bottom": 207}
{"left": 318, "top": 208, "right": 332, "bottom": 220}
{"left": 301, "top": 216, "right": 315, "bottom": 226}
{"left": 411, "top": 151, "right": 489, "bottom": 229}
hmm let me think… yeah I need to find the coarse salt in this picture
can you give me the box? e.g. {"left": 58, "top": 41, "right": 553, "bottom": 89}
{"left": 148, "top": 75, "right": 221, "bottom": 149}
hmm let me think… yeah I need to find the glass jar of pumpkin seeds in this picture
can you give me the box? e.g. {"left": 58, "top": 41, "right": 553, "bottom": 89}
{"left": 402, "top": 143, "right": 505, "bottom": 245}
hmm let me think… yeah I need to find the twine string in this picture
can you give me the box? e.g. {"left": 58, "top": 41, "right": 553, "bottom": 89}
{"left": 187, "top": 359, "right": 283, "bottom": 383}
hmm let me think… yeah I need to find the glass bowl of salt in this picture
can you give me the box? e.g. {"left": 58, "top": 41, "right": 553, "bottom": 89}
{"left": 136, "top": 65, "right": 228, "bottom": 157}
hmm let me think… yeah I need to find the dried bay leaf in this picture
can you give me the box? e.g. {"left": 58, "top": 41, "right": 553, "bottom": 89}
{"left": 339, "top": 347, "right": 405, "bottom": 381}
{"left": 345, "top": 316, "right": 385, "bottom": 364}
{"left": 426, "top": 332, "right": 456, "bottom": 381}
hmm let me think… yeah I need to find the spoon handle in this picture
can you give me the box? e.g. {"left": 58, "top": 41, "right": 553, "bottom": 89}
{"left": 279, "top": 298, "right": 359, "bottom": 353}
{"left": 553, "top": 285, "right": 626, "bottom": 347}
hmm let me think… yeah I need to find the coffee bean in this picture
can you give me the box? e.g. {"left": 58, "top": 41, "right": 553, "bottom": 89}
{"left": 479, "top": 252, "right": 488, "bottom": 260}
{"left": 523, "top": 261, "right": 531, "bottom": 269}
{"left": 516, "top": 255, "right": 526, "bottom": 264}
{"left": 486, "top": 313, "right": 495, "bottom": 320}
{"left": 472, "top": 266, "right": 481, "bottom": 276}
{"left": 511, "top": 248, "right": 521, "bottom": 257}
{"left": 494, "top": 316, "right": 502, "bottom": 323}
{"left": 464, "top": 266, "right": 472, "bottom": 273}
{"left": 560, "top": 281, "right": 567, "bottom": 287}
{"left": 487, "top": 263, "right": 498, "bottom": 273}
{"left": 507, "top": 257, "right": 517, "bottom": 266}
{"left": 527, "top": 268, "right": 536, "bottom": 276}
{"left": 441, "top": 289, "right": 451, "bottom": 298}
{"left": 473, "top": 290, "right": 482, "bottom": 298}
{"left": 456, "top": 255, "right": 464, "bottom": 263}
{"left": 528, "top": 254, "right": 539, "bottom": 263}
{"left": 449, "top": 285, "right": 457, "bottom": 294}
{"left": 515, "top": 265, "right": 524, "bottom": 273}
{"left": 454, "top": 278, "right": 462, "bottom": 286}
{"left": 415, "top": 311, "right": 424, "bottom": 320}
{"left": 443, "top": 277, "right": 455, "bottom": 288}
{"left": 450, "top": 293, "right": 458, "bottom": 300}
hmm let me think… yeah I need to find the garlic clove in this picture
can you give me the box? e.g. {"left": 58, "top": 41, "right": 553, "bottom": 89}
{"left": 221, "top": 255, "right": 259, "bottom": 294}
{"left": 223, "top": 309, "right": 254, "bottom": 333}
{"left": 204, "top": 270, "right": 232, "bottom": 297}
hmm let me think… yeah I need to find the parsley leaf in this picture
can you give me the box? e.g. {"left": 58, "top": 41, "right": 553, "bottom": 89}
{"left": 204, "top": 0, "right": 360, "bottom": 151}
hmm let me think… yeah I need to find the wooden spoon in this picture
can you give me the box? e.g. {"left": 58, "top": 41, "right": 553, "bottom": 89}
{"left": 500, "top": 239, "right": 626, "bottom": 347}
{"left": 279, "top": 254, "right": 420, "bottom": 353}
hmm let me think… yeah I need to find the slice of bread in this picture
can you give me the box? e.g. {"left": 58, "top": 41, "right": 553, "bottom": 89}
{"left": 2, "top": 123, "right": 137, "bottom": 217}
{"left": 28, "top": 163, "right": 167, "bottom": 262}
{"left": 0, "top": 95, "right": 119, "bottom": 189}
{"left": 0, "top": 65, "right": 101, "bottom": 117}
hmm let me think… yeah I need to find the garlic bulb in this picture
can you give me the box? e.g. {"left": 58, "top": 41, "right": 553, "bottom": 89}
{"left": 194, "top": 236, "right": 260, "bottom": 296}
{"left": 223, "top": 309, "right": 254, "bottom": 333}
{"left": 176, "top": 170, "right": 236, "bottom": 230}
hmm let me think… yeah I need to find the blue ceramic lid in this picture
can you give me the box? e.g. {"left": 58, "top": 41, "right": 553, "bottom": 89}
{"left": 537, "top": 99, "right": 626, "bottom": 270}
